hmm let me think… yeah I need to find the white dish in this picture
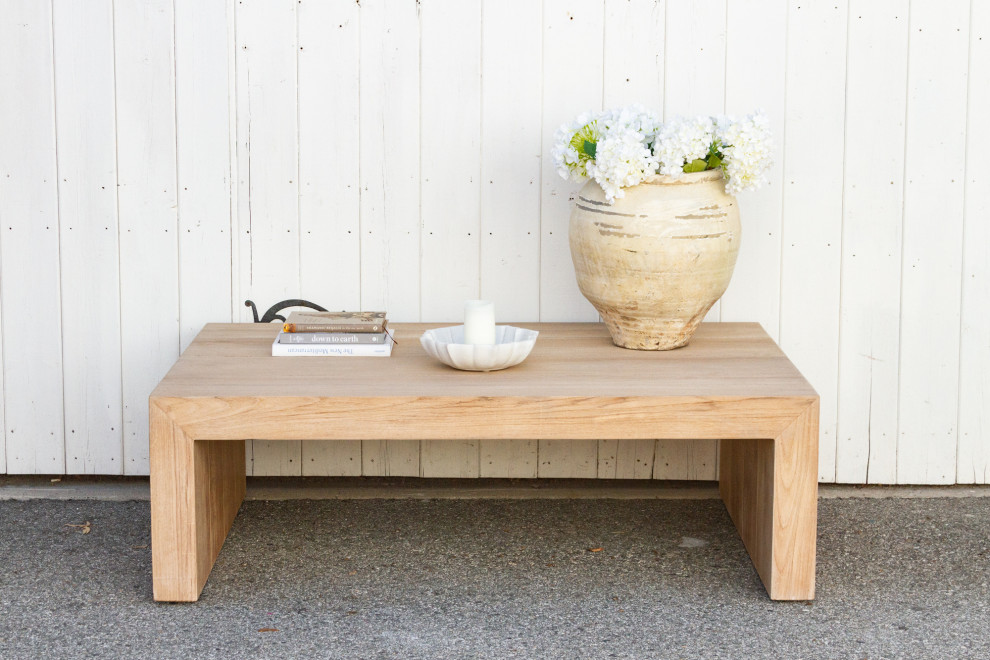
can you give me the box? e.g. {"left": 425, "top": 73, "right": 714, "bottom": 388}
{"left": 420, "top": 325, "right": 539, "bottom": 372}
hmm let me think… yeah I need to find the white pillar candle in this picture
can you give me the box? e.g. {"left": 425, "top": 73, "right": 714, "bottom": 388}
{"left": 463, "top": 300, "right": 496, "bottom": 345}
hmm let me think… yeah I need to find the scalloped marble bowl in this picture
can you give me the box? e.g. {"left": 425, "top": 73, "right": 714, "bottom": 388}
{"left": 420, "top": 325, "right": 539, "bottom": 372}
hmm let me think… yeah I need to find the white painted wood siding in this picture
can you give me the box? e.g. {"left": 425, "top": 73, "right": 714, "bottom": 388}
{"left": 0, "top": 0, "right": 986, "bottom": 484}
{"left": 1, "top": 0, "right": 65, "bottom": 474}
{"left": 51, "top": 0, "right": 123, "bottom": 474}
{"left": 114, "top": 0, "right": 181, "bottom": 475}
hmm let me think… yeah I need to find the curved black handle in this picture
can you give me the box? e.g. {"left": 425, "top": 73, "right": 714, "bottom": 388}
{"left": 244, "top": 299, "right": 329, "bottom": 324}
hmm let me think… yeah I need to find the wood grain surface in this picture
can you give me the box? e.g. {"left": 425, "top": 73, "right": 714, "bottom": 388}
{"left": 150, "top": 401, "right": 245, "bottom": 601}
{"left": 154, "top": 323, "right": 816, "bottom": 399}
{"left": 150, "top": 321, "right": 818, "bottom": 601}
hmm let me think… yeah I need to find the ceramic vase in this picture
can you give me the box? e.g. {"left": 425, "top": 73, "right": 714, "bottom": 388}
{"left": 569, "top": 169, "right": 741, "bottom": 350}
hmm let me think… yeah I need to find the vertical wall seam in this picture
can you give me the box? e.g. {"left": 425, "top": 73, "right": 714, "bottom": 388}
{"left": 776, "top": 0, "right": 791, "bottom": 346}
{"left": 894, "top": 0, "right": 914, "bottom": 483}
{"left": 356, "top": 2, "right": 363, "bottom": 310}
{"left": 478, "top": 0, "right": 484, "bottom": 301}
{"left": 110, "top": 0, "right": 126, "bottom": 475}
{"left": 955, "top": 0, "right": 976, "bottom": 482}
{"left": 171, "top": 0, "right": 182, "bottom": 353}
{"left": 601, "top": 0, "right": 607, "bottom": 109}
{"left": 718, "top": 0, "right": 728, "bottom": 323}
{"left": 295, "top": 0, "right": 302, "bottom": 298}
{"left": 294, "top": 0, "right": 302, "bottom": 477}
{"left": 418, "top": 1, "right": 424, "bottom": 322}
{"left": 0, "top": 98, "right": 4, "bottom": 470}
{"left": 721, "top": 0, "right": 728, "bottom": 115}
{"left": 655, "top": 0, "right": 668, "bottom": 478}
{"left": 835, "top": 0, "right": 852, "bottom": 481}
{"left": 247, "top": 77, "right": 254, "bottom": 289}
{"left": 417, "top": 0, "right": 423, "bottom": 471}
{"left": 166, "top": 0, "right": 180, "bottom": 476}
{"left": 49, "top": 0, "right": 68, "bottom": 475}
{"left": 662, "top": 0, "right": 668, "bottom": 121}
{"left": 597, "top": 0, "right": 605, "bottom": 475}
{"left": 537, "top": 0, "right": 545, "bottom": 321}
{"left": 0, "top": 12, "right": 13, "bottom": 469}
{"left": 228, "top": 0, "right": 241, "bottom": 321}
{"left": 0, "top": 11, "right": 7, "bottom": 467}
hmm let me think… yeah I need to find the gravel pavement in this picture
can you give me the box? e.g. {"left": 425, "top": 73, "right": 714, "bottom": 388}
{"left": 1, "top": 495, "right": 988, "bottom": 659}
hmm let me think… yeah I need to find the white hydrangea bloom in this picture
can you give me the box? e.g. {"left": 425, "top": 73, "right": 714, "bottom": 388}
{"left": 716, "top": 110, "right": 773, "bottom": 194}
{"left": 586, "top": 127, "right": 659, "bottom": 203}
{"left": 552, "top": 105, "right": 660, "bottom": 188}
{"left": 552, "top": 105, "right": 771, "bottom": 204}
{"left": 653, "top": 115, "right": 716, "bottom": 177}
{"left": 598, "top": 104, "right": 662, "bottom": 139}
{"left": 551, "top": 112, "right": 599, "bottom": 181}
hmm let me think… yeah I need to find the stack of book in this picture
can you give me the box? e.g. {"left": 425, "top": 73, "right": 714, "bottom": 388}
{"left": 271, "top": 311, "right": 394, "bottom": 357}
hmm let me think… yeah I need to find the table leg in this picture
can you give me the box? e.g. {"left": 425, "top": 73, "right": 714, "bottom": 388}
{"left": 150, "top": 402, "right": 246, "bottom": 602}
{"left": 719, "top": 401, "right": 819, "bottom": 600}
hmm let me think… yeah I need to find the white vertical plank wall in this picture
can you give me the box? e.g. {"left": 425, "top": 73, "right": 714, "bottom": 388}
{"left": 478, "top": 0, "right": 542, "bottom": 479}
{"left": 896, "top": 0, "right": 970, "bottom": 484}
{"left": 717, "top": 0, "right": 787, "bottom": 472}
{"left": 0, "top": 0, "right": 64, "bottom": 474}
{"left": 114, "top": 0, "right": 180, "bottom": 475}
{"left": 419, "top": 0, "right": 484, "bottom": 478}
{"left": 0, "top": 294, "right": 4, "bottom": 473}
{"left": 52, "top": 0, "right": 124, "bottom": 474}
{"left": 540, "top": 0, "right": 604, "bottom": 324}
{"left": 0, "top": 272, "right": 4, "bottom": 473}
{"left": 175, "top": 0, "right": 235, "bottom": 351}
{"left": 778, "top": 2, "right": 847, "bottom": 483}
{"left": 720, "top": 1, "right": 787, "bottom": 339}
{"left": 235, "top": 0, "right": 302, "bottom": 477}
{"left": 835, "top": 0, "right": 909, "bottom": 484}
{"left": 537, "top": 0, "right": 605, "bottom": 479}
{"left": 297, "top": 0, "right": 363, "bottom": 478}
{"left": 957, "top": 2, "right": 990, "bottom": 484}
{"left": 1, "top": 0, "right": 988, "bottom": 485}
{"left": 357, "top": 0, "right": 422, "bottom": 477}
{"left": 173, "top": 0, "right": 240, "bottom": 467}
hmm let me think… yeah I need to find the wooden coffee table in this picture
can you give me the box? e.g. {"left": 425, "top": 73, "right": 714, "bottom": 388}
{"left": 150, "top": 322, "right": 818, "bottom": 602}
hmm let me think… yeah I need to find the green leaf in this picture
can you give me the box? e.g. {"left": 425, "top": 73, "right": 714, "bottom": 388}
{"left": 707, "top": 154, "right": 722, "bottom": 169}
{"left": 569, "top": 120, "right": 601, "bottom": 161}
{"left": 707, "top": 139, "right": 722, "bottom": 160}
{"left": 683, "top": 158, "right": 708, "bottom": 173}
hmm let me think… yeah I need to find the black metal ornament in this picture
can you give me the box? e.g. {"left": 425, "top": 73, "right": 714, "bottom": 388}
{"left": 244, "top": 299, "right": 328, "bottom": 324}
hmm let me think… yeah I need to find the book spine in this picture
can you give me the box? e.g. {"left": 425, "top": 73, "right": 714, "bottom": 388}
{"left": 271, "top": 341, "right": 391, "bottom": 357}
{"left": 278, "top": 332, "right": 386, "bottom": 345}
{"left": 283, "top": 322, "right": 384, "bottom": 333}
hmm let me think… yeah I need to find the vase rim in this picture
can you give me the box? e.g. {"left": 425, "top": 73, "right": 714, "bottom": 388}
{"left": 641, "top": 169, "right": 725, "bottom": 185}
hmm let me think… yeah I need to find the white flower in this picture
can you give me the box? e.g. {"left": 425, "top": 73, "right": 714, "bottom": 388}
{"left": 716, "top": 110, "right": 773, "bottom": 194}
{"left": 552, "top": 105, "right": 772, "bottom": 203}
{"left": 586, "top": 128, "right": 659, "bottom": 203}
{"left": 552, "top": 105, "right": 661, "bottom": 188}
{"left": 551, "top": 112, "right": 600, "bottom": 182}
{"left": 653, "top": 115, "right": 716, "bottom": 177}
{"left": 598, "top": 104, "right": 662, "bottom": 138}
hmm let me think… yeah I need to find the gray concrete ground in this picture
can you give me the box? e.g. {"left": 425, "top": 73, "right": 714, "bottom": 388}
{"left": 0, "top": 483, "right": 988, "bottom": 659}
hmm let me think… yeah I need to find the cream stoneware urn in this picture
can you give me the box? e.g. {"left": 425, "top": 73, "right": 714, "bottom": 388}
{"left": 569, "top": 169, "right": 741, "bottom": 350}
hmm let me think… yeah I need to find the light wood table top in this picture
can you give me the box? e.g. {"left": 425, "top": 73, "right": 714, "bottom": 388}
{"left": 153, "top": 322, "right": 816, "bottom": 399}
{"left": 150, "top": 321, "right": 820, "bottom": 602}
